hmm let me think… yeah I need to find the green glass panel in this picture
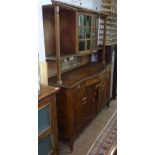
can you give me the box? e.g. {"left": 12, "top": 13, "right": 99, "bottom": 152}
{"left": 79, "top": 27, "right": 85, "bottom": 39}
{"left": 84, "top": 15, "right": 86, "bottom": 26}
{"left": 86, "top": 28, "right": 91, "bottom": 39}
{"left": 79, "top": 40, "right": 85, "bottom": 51}
{"left": 94, "top": 17, "right": 96, "bottom": 28}
{"left": 94, "top": 17, "right": 98, "bottom": 29}
{"left": 96, "top": 17, "right": 98, "bottom": 27}
{"left": 87, "top": 40, "right": 91, "bottom": 50}
{"left": 86, "top": 16, "right": 91, "bottom": 27}
{"left": 79, "top": 15, "right": 85, "bottom": 27}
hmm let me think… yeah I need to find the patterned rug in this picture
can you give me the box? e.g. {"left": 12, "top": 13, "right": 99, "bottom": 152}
{"left": 87, "top": 111, "right": 117, "bottom": 155}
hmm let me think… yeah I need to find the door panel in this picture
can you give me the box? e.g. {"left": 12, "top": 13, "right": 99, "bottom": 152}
{"left": 97, "top": 73, "right": 107, "bottom": 112}
{"left": 74, "top": 87, "right": 95, "bottom": 131}
{"left": 74, "top": 88, "right": 88, "bottom": 130}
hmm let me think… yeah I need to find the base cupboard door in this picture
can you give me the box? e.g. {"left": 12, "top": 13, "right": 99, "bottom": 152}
{"left": 98, "top": 81, "right": 107, "bottom": 112}
{"left": 106, "top": 68, "right": 111, "bottom": 103}
{"left": 74, "top": 88, "right": 88, "bottom": 130}
{"left": 86, "top": 88, "right": 96, "bottom": 119}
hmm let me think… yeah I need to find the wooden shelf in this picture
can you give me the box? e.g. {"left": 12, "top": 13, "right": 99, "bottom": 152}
{"left": 46, "top": 48, "right": 103, "bottom": 61}
{"left": 46, "top": 53, "right": 80, "bottom": 61}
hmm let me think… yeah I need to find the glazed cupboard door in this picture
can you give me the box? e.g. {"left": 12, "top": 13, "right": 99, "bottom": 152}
{"left": 77, "top": 13, "right": 99, "bottom": 53}
{"left": 92, "top": 16, "right": 98, "bottom": 51}
{"left": 78, "top": 14, "right": 92, "bottom": 53}
{"left": 38, "top": 104, "right": 51, "bottom": 134}
{"left": 38, "top": 95, "right": 58, "bottom": 155}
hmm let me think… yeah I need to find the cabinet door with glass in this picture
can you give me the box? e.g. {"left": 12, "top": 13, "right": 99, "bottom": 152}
{"left": 78, "top": 14, "right": 91, "bottom": 53}
{"left": 92, "top": 16, "right": 98, "bottom": 51}
{"left": 77, "top": 13, "right": 99, "bottom": 53}
{"left": 38, "top": 94, "right": 58, "bottom": 155}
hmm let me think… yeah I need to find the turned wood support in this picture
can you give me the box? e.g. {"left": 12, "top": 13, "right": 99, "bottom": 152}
{"left": 54, "top": 5, "right": 62, "bottom": 84}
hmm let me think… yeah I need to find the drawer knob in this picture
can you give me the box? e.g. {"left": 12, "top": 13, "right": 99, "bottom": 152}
{"left": 83, "top": 96, "right": 87, "bottom": 101}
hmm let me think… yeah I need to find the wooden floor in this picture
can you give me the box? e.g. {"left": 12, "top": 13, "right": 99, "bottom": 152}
{"left": 59, "top": 99, "right": 117, "bottom": 155}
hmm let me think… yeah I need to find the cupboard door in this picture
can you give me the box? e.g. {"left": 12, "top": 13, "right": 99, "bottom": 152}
{"left": 38, "top": 93, "right": 58, "bottom": 155}
{"left": 93, "top": 88, "right": 99, "bottom": 113}
{"left": 97, "top": 74, "right": 107, "bottom": 112}
{"left": 85, "top": 88, "right": 96, "bottom": 119}
{"left": 106, "top": 67, "right": 111, "bottom": 102}
{"left": 74, "top": 87, "right": 96, "bottom": 131}
{"left": 102, "top": 82, "right": 107, "bottom": 105}
{"left": 78, "top": 14, "right": 92, "bottom": 52}
{"left": 92, "top": 16, "right": 98, "bottom": 50}
{"left": 74, "top": 88, "right": 88, "bottom": 130}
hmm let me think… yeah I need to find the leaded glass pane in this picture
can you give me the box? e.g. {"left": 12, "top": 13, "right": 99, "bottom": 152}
{"left": 96, "top": 17, "right": 98, "bottom": 28}
{"left": 87, "top": 40, "right": 91, "bottom": 50}
{"left": 94, "top": 17, "right": 98, "bottom": 29}
{"left": 86, "top": 16, "right": 91, "bottom": 27}
{"left": 79, "top": 40, "right": 85, "bottom": 51}
{"left": 86, "top": 28, "right": 91, "bottom": 39}
{"left": 79, "top": 27, "right": 85, "bottom": 39}
{"left": 79, "top": 15, "right": 85, "bottom": 27}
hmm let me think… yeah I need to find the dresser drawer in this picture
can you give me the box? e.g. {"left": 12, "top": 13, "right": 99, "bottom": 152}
{"left": 84, "top": 77, "right": 100, "bottom": 87}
